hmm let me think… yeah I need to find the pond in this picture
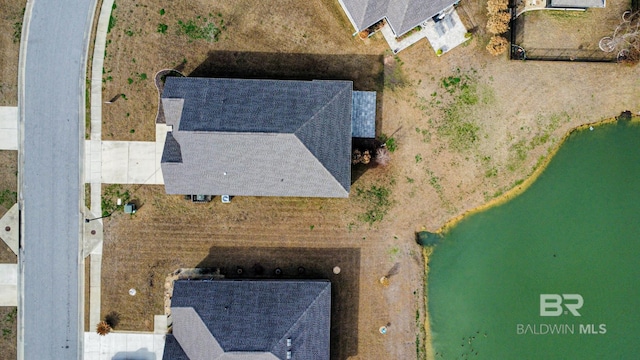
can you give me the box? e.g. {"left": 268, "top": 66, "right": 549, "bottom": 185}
{"left": 428, "top": 120, "right": 640, "bottom": 359}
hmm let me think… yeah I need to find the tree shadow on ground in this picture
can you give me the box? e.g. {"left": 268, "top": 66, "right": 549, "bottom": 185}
{"left": 195, "top": 246, "right": 361, "bottom": 360}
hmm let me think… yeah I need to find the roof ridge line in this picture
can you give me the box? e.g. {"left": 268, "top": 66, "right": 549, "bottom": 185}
{"left": 294, "top": 82, "right": 351, "bottom": 134}
{"left": 269, "top": 283, "right": 331, "bottom": 353}
{"left": 291, "top": 136, "right": 348, "bottom": 196}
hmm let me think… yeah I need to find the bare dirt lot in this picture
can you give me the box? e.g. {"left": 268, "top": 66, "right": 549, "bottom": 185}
{"left": 96, "top": 0, "right": 639, "bottom": 359}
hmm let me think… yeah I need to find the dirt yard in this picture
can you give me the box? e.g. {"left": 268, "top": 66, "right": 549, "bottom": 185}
{"left": 89, "top": 0, "right": 640, "bottom": 359}
{"left": 517, "top": 0, "right": 631, "bottom": 51}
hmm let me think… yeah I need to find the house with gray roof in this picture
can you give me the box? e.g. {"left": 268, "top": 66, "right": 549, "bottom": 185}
{"left": 163, "top": 279, "right": 331, "bottom": 360}
{"left": 159, "top": 77, "right": 376, "bottom": 198}
{"left": 337, "top": 0, "right": 459, "bottom": 37}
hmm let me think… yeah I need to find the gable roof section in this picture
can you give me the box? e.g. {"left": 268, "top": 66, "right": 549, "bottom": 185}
{"left": 338, "top": 0, "right": 458, "bottom": 36}
{"left": 160, "top": 77, "right": 352, "bottom": 197}
{"left": 164, "top": 280, "right": 331, "bottom": 360}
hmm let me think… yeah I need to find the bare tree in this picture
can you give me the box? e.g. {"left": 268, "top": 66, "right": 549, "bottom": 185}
{"left": 375, "top": 147, "right": 391, "bottom": 166}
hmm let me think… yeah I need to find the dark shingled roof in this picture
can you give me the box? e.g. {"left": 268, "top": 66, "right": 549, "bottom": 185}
{"left": 338, "top": 0, "right": 458, "bottom": 36}
{"left": 162, "top": 335, "right": 189, "bottom": 360}
{"left": 351, "top": 91, "right": 376, "bottom": 138}
{"left": 160, "top": 77, "right": 353, "bottom": 198}
{"left": 163, "top": 280, "right": 331, "bottom": 360}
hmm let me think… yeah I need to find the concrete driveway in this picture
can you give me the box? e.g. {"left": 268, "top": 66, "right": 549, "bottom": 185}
{"left": 84, "top": 124, "right": 167, "bottom": 185}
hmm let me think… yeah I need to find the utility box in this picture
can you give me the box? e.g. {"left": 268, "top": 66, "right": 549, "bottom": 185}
{"left": 124, "top": 203, "right": 137, "bottom": 214}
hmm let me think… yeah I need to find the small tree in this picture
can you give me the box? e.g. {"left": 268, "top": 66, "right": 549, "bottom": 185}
{"left": 487, "top": 36, "right": 509, "bottom": 56}
{"left": 96, "top": 321, "right": 112, "bottom": 336}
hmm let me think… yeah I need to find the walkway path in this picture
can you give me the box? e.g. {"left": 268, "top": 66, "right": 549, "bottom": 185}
{"left": 0, "top": 107, "right": 18, "bottom": 150}
{"left": 87, "top": 0, "right": 114, "bottom": 331}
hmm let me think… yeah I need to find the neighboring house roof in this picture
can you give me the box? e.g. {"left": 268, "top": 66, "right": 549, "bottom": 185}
{"left": 163, "top": 279, "right": 332, "bottom": 360}
{"left": 549, "top": 0, "right": 605, "bottom": 7}
{"left": 160, "top": 77, "right": 353, "bottom": 197}
{"left": 338, "top": 0, "right": 458, "bottom": 36}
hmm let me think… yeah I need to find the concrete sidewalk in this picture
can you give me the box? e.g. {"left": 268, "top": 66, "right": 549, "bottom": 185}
{"left": 87, "top": 0, "right": 115, "bottom": 331}
{"left": 0, "top": 106, "right": 18, "bottom": 150}
{"left": 0, "top": 264, "right": 17, "bottom": 306}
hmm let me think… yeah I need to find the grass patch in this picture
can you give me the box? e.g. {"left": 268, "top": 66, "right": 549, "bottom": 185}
{"left": 435, "top": 70, "right": 489, "bottom": 152}
{"left": 384, "top": 55, "right": 408, "bottom": 90}
{"left": 157, "top": 23, "right": 168, "bottom": 33}
{"left": 12, "top": 8, "right": 25, "bottom": 44}
{"left": 0, "top": 189, "right": 17, "bottom": 208}
{"left": 356, "top": 185, "right": 393, "bottom": 225}
{"left": 102, "top": 185, "right": 130, "bottom": 217}
{"left": 378, "top": 134, "right": 398, "bottom": 152}
{"left": 1, "top": 308, "right": 16, "bottom": 340}
{"left": 108, "top": 2, "right": 117, "bottom": 34}
{"left": 176, "top": 14, "right": 225, "bottom": 42}
{"left": 415, "top": 127, "right": 432, "bottom": 143}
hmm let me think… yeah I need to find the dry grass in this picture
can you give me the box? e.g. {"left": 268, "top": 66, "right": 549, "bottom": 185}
{"left": 0, "top": 2, "right": 23, "bottom": 358}
{"left": 0, "top": 0, "right": 24, "bottom": 106}
{"left": 0, "top": 151, "right": 18, "bottom": 264}
{"left": 517, "top": 0, "right": 631, "bottom": 50}
{"left": 0, "top": 152, "right": 17, "bottom": 360}
{"left": 102, "top": 176, "right": 426, "bottom": 359}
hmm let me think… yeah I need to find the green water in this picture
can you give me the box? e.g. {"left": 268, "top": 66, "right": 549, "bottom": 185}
{"left": 428, "top": 121, "right": 640, "bottom": 359}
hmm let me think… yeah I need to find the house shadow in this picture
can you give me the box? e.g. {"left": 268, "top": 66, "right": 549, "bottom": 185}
{"left": 112, "top": 348, "right": 156, "bottom": 360}
{"left": 188, "top": 51, "right": 386, "bottom": 186}
{"left": 195, "top": 246, "right": 361, "bottom": 360}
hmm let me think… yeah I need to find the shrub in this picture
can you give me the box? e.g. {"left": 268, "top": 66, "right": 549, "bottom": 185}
{"left": 486, "top": 36, "right": 509, "bottom": 56}
{"left": 487, "top": 0, "right": 509, "bottom": 14}
{"left": 486, "top": 12, "right": 511, "bottom": 34}
{"left": 96, "top": 321, "right": 111, "bottom": 336}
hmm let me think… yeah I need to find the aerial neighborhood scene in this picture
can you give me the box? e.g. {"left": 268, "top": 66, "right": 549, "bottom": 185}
{"left": 0, "top": 0, "right": 639, "bottom": 359}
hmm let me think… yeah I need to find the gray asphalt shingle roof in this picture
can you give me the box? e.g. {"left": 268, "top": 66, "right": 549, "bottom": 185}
{"left": 163, "top": 280, "right": 331, "bottom": 360}
{"left": 351, "top": 91, "right": 376, "bottom": 138}
{"left": 550, "top": 0, "right": 605, "bottom": 7}
{"left": 338, "top": 0, "right": 458, "bottom": 36}
{"left": 160, "top": 77, "right": 353, "bottom": 197}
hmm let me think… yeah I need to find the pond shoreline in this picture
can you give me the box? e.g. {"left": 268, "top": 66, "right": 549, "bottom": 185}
{"left": 422, "top": 114, "right": 638, "bottom": 358}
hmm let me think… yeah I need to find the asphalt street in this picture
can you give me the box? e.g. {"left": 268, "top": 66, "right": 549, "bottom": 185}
{"left": 20, "top": 0, "right": 97, "bottom": 358}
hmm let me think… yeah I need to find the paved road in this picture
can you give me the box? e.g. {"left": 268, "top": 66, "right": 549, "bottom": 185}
{"left": 19, "top": 0, "right": 97, "bottom": 358}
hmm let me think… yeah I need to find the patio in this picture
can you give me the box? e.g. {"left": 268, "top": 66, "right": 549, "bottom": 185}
{"left": 379, "top": 9, "right": 469, "bottom": 55}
